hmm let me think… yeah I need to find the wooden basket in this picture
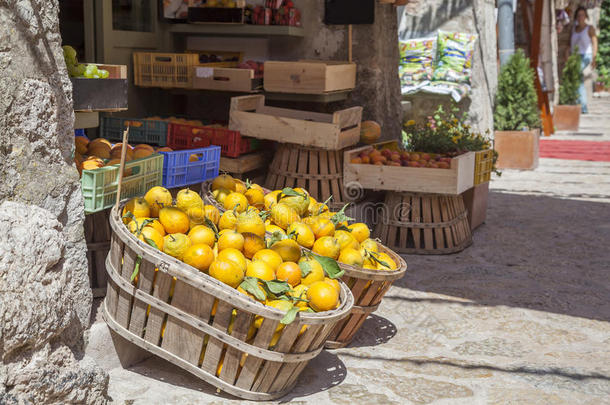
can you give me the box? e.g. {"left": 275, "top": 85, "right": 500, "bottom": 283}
{"left": 325, "top": 243, "right": 407, "bottom": 349}
{"left": 374, "top": 191, "right": 472, "bottom": 255}
{"left": 103, "top": 204, "right": 354, "bottom": 400}
{"left": 266, "top": 144, "right": 348, "bottom": 208}
{"left": 85, "top": 208, "right": 112, "bottom": 298}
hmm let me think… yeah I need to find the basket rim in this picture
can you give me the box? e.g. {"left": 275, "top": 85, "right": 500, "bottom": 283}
{"left": 110, "top": 204, "right": 355, "bottom": 324}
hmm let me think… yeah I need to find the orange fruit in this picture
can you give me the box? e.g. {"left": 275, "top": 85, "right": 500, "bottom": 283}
{"left": 159, "top": 207, "right": 190, "bottom": 234}
{"left": 134, "top": 148, "right": 153, "bottom": 159}
{"left": 188, "top": 225, "right": 216, "bottom": 248}
{"left": 183, "top": 244, "right": 214, "bottom": 272}
{"left": 246, "top": 260, "right": 275, "bottom": 281}
{"left": 324, "top": 277, "right": 341, "bottom": 294}
{"left": 128, "top": 217, "right": 165, "bottom": 236}
{"left": 242, "top": 232, "right": 266, "bottom": 259}
{"left": 275, "top": 262, "right": 301, "bottom": 287}
{"left": 289, "top": 284, "right": 309, "bottom": 308}
{"left": 81, "top": 159, "right": 104, "bottom": 171}
{"left": 338, "top": 248, "right": 364, "bottom": 267}
{"left": 218, "top": 210, "right": 238, "bottom": 230}
{"left": 271, "top": 239, "right": 301, "bottom": 263}
{"left": 209, "top": 259, "right": 244, "bottom": 288}
{"left": 244, "top": 188, "right": 265, "bottom": 209}
{"left": 286, "top": 222, "right": 315, "bottom": 249}
{"left": 203, "top": 205, "right": 220, "bottom": 225}
{"left": 110, "top": 143, "right": 134, "bottom": 160}
{"left": 307, "top": 281, "right": 339, "bottom": 312}
{"left": 335, "top": 230, "right": 359, "bottom": 251}
{"left": 162, "top": 233, "right": 191, "bottom": 260}
{"left": 74, "top": 137, "right": 89, "bottom": 155}
{"left": 252, "top": 249, "right": 283, "bottom": 272}
{"left": 122, "top": 197, "right": 150, "bottom": 224}
{"left": 348, "top": 223, "right": 370, "bottom": 243}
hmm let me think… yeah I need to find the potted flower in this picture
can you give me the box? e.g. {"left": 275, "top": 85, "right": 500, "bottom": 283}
{"left": 554, "top": 52, "right": 582, "bottom": 131}
{"left": 493, "top": 50, "right": 541, "bottom": 170}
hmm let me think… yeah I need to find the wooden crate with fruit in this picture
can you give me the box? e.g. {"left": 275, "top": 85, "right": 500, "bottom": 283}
{"left": 344, "top": 141, "right": 475, "bottom": 195}
{"left": 229, "top": 95, "right": 362, "bottom": 150}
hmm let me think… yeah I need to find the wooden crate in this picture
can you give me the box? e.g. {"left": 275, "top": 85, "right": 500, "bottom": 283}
{"left": 374, "top": 191, "right": 472, "bottom": 255}
{"left": 326, "top": 243, "right": 407, "bottom": 349}
{"left": 192, "top": 67, "right": 261, "bottom": 92}
{"left": 134, "top": 52, "right": 242, "bottom": 88}
{"left": 84, "top": 208, "right": 112, "bottom": 298}
{"left": 344, "top": 143, "right": 475, "bottom": 195}
{"left": 72, "top": 64, "right": 127, "bottom": 112}
{"left": 474, "top": 149, "right": 493, "bottom": 185}
{"left": 263, "top": 61, "right": 356, "bottom": 94}
{"left": 461, "top": 182, "right": 489, "bottom": 231}
{"left": 103, "top": 204, "right": 354, "bottom": 400}
{"left": 229, "top": 95, "right": 362, "bottom": 150}
{"left": 266, "top": 144, "right": 349, "bottom": 207}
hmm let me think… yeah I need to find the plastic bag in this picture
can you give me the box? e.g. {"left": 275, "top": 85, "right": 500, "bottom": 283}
{"left": 433, "top": 31, "right": 477, "bottom": 84}
{"left": 398, "top": 37, "right": 437, "bottom": 86}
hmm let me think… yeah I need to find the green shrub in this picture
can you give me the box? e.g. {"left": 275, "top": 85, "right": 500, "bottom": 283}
{"left": 559, "top": 52, "right": 582, "bottom": 105}
{"left": 493, "top": 50, "right": 541, "bottom": 131}
{"left": 597, "top": 0, "right": 610, "bottom": 71}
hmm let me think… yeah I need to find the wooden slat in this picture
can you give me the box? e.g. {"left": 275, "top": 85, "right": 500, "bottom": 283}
{"left": 328, "top": 150, "right": 342, "bottom": 204}
{"left": 161, "top": 280, "right": 214, "bottom": 365}
{"left": 286, "top": 147, "right": 300, "bottom": 189}
{"left": 143, "top": 270, "right": 172, "bottom": 345}
{"left": 105, "top": 235, "right": 123, "bottom": 318}
{"left": 308, "top": 149, "right": 319, "bottom": 201}
{"left": 84, "top": 214, "right": 95, "bottom": 288}
{"left": 386, "top": 192, "right": 399, "bottom": 248}
{"left": 335, "top": 312, "right": 366, "bottom": 343}
{"left": 277, "top": 146, "right": 291, "bottom": 189}
{"left": 220, "top": 310, "right": 255, "bottom": 385}
{"left": 318, "top": 150, "right": 331, "bottom": 202}
{"left": 398, "top": 193, "right": 410, "bottom": 251}
{"left": 234, "top": 317, "right": 280, "bottom": 391}
{"left": 357, "top": 280, "right": 384, "bottom": 306}
{"left": 94, "top": 210, "right": 111, "bottom": 288}
{"left": 201, "top": 301, "right": 234, "bottom": 376}
{"left": 439, "top": 196, "right": 454, "bottom": 247}
{"left": 115, "top": 246, "right": 137, "bottom": 329}
{"left": 128, "top": 260, "right": 156, "bottom": 337}
{"left": 430, "top": 196, "right": 445, "bottom": 249}
{"left": 276, "top": 324, "right": 325, "bottom": 392}
{"left": 296, "top": 148, "right": 309, "bottom": 189}
{"left": 252, "top": 322, "right": 301, "bottom": 393}
{"left": 411, "top": 194, "right": 421, "bottom": 249}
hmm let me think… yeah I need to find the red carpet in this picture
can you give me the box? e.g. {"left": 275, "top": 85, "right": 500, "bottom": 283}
{"left": 539, "top": 140, "right": 610, "bottom": 162}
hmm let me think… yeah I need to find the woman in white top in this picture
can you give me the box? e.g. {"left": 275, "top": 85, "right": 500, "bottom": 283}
{"left": 570, "top": 6, "right": 598, "bottom": 113}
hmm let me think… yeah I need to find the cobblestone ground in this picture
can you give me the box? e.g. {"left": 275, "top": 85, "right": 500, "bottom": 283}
{"left": 88, "top": 98, "right": 610, "bottom": 404}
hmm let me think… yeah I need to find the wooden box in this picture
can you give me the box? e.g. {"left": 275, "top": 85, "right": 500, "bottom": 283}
{"left": 192, "top": 67, "right": 261, "bottom": 92}
{"left": 344, "top": 144, "right": 475, "bottom": 195}
{"left": 263, "top": 61, "right": 357, "bottom": 94}
{"left": 461, "top": 182, "right": 489, "bottom": 231}
{"left": 71, "top": 64, "right": 127, "bottom": 112}
{"left": 229, "top": 95, "right": 362, "bottom": 150}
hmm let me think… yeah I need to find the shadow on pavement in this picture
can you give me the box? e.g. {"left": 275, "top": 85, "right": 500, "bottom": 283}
{"left": 341, "top": 314, "right": 398, "bottom": 349}
{"left": 393, "top": 191, "right": 610, "bottom": 322}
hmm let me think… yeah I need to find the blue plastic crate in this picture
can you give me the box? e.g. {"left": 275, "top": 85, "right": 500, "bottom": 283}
{"left": 101, "top": 116, "right": 169, "bottom": 146}
{"left": 160, "top": 146, "right": 220, "bottom": 188}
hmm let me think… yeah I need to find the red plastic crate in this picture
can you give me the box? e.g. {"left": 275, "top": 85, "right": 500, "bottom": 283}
{"left": 167, "top": 122, "right": 262, "bottom": 158}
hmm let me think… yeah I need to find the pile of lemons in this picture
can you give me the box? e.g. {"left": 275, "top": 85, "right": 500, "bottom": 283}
{"left": 210, "top": 174, "right": 397, "bottom": 271}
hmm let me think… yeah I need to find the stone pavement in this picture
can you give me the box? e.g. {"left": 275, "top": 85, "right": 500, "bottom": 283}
{"left": 86, "top": 100, "right": 610, "bottom": 404}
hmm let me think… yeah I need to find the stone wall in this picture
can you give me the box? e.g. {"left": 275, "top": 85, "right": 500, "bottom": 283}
{"left": 271, "top": 0, "right": 403, "bottom": 141}
{"left": 0, "top": 1, "right": 108, "bottom": 403}
{"left": 398, "top": 0, "right": 498, "bottom": 134}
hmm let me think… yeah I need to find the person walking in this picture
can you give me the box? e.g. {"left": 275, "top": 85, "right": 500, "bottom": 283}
{"left": 570, "top": 6, "right": 598, "bottom": 114}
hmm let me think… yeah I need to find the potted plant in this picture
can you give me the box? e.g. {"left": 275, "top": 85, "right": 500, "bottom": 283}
{"left": 594, "top": 67, "right": 610, "bottom": 93}
{"left": 554, "top": 52, "right": 582, "bottom": 131}
{"left": 493, "top": 50, "right": 541, "bottom": 170}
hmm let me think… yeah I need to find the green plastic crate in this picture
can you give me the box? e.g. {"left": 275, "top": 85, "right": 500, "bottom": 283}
{"left": 81, "top": 154, "right": 164, "bottom": 214}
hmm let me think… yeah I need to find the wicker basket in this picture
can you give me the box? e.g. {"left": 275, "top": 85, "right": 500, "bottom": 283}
{"left": 103, "top": 205, "right": 354, "bottom": 400}
{"left": 375, "top": 191, "right": 472, "bottom": 255}
{"left": 325, "top": 243, "right": 407, "bottom": 349}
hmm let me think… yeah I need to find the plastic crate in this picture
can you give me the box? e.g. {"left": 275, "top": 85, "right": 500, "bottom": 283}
{"left": 160, "top": 146, "right": 221, "bottom": 188}
{"left": 81, "top": 154, "right": 164, "bottom": 214}
{"left": 474, "top": 149, "right": 493, "bottom": 185}
{"left": 167, "top": 122, "right": 262, "bottom": 158}
{"left": 101, "top": 116, "right": 169, "bottom": 146}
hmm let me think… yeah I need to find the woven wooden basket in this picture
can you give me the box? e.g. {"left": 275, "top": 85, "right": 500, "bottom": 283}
{"left": 324, "top": 243, "right": 406, "bottom": 349}
{"left": 103, "top": 204, "right": 354, "bottom": 400}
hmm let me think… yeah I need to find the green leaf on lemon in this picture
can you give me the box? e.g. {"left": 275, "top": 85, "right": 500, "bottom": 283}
{"left": 131, "top": 255, "right": 142, "bottom": 282}
{"left": 280, "top": 304, "right": 300, "bottom": 325}
{"left": 311, "top": 253, "right": 344, "bottom": 279}
{"left": 299, "top": 260, "right": 312, "bottom": 277}
{"left": 239, "top": 277, "right": 267, "bottom": 301}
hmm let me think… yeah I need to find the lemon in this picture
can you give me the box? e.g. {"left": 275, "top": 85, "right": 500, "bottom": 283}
{"left": 311, "top": 218, "right": 335, "bottom": 239}
{"left": 307, "top": 281, "right": 339, "bottom": 312}
{"left": 218, "top": 210, "right": 238, "bottom": 230}
{"left": 264, "top": 190, "right": 281, "bottom": 210}
{"left": 213, "top": 188, "right": 231, "bottom": 205}
{"left": 163, "top": 233, "right": 192, "bottom": 260}
{"left": 270, "top": 203, "right": 300, "bottom": 230}
{"left": 265, "top": 224, "right": 286, "bottom": 236}
{"left": 122, "top": 197, "right": 150, "bottom": 224}
{"left": 299, "top": 257, "right": 325, "bottom": 285}
{"left": 138, "top": 226, "right": 164, "bottom": 251}
{"left": 242, "top": 233, "right": 266, "bottom": 259}
{"left": 224, "top": 192, "right": 249, "bottom": 213}
{"left": 271, "top": 239, "right": 302, "bottom": 263}
{"left": 159, "top": 207, "right": 190, "bottom": 235}
{"left": 252, "top": 249, "right": 283, "bottom": 272}
{"left": 217, "top": 248, "right": 247, "bottom": 272}
{"left": 335, "top": 230, "right": 359, "bottom": 251}
{"left": 286, "top": 222, "right": 315, "bottom": 249}
{"left": 211, "top": 174, "right": 236, "bottom": 192}
{"left": 144, "top": 186, "right": 173, "bottom": 217}
{"left": 188, "top": 225, "right": 216, "bottom": 248}
{"left": 218, "top": 230, "right": 245, "bottom": 252}
{"left": 234, "top": 180, "right": 247, "bottom": 194}
{"left": 338, "top": 248, "right": 364, "bottom": 267}
{"left": 128, "top": 217, "right": 165, "bottom": 236}
{"left": 236, "top": 209, "right": 266, "bottom": 238}
{"left": 348, "top": 223, "right": 370, "bottom": 243}
{"left": 244, "top": 188, "right": 265, "bottom": 209}
{"left": 289, "top": 284, "right": 310, "bottom": 308}
{"left": 246, "top": 261, "right": 275, "bottom": 281}
{"left": 183, "top": 244, "right": 214, "bottom": 272}
{"left": 312, "top": 236, "right": 341, "bottom": 260}
{"left": 375, "top": 252, "right": 397, "bottom": 271}
{"left": 176, "top": 188, "right": 203, "bottom": 213}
